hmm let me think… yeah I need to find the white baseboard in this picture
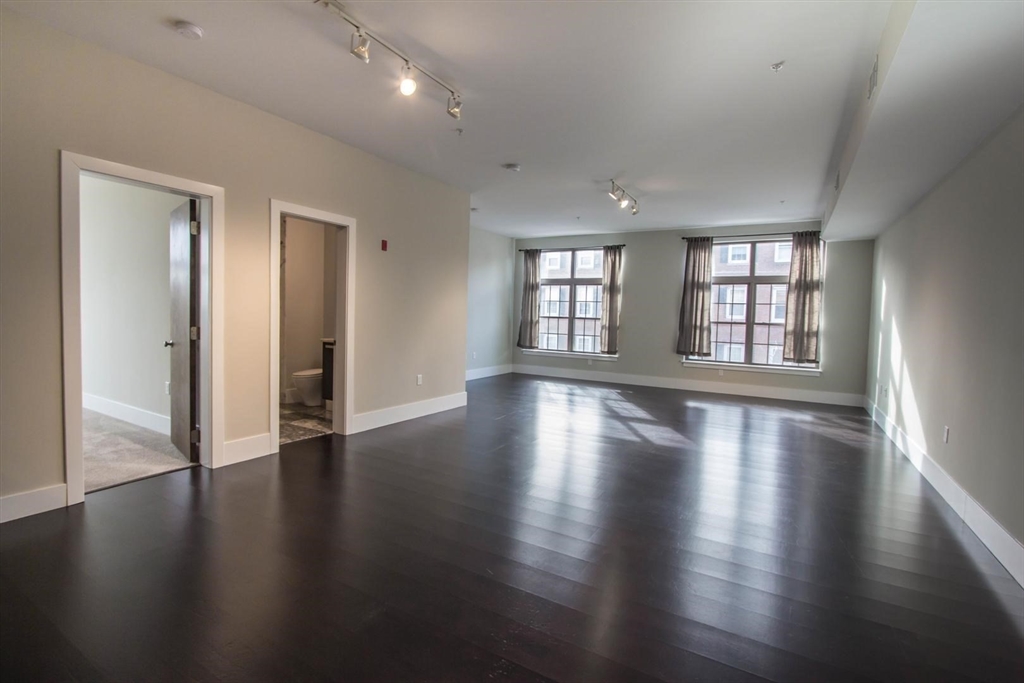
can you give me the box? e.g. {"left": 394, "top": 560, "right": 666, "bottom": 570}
{"left": 350, "top": 391, "right": 468, "bottom": 434}
{"left": 466, "top": 364, "right": 512, "bottom": 381}
{"left": 222, "top": 432, "right": 272, "bottom": 467}
{"left": 0, "top": 484, "right": 68, "bottom": 523}
{"left": 511, "top": 364, "right": 864, "bottom": 407}
{"left": 867, "top": 399, "right": 1024, "bottom": 588}
{"left": 83, "top": 393, "right": 171, "bottom": 435}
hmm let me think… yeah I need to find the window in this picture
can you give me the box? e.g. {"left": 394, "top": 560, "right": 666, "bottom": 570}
{"left": 537, "top": 249, "right": 605, "bottom": 354}
{"left": 727, "top": 244, "right": 749, "bottom": 264}
{"left": 696, "top": 239, "right": 816, "bottom": 368}
{"left": 774, "top": 242, "right": 792, "bottom": 263}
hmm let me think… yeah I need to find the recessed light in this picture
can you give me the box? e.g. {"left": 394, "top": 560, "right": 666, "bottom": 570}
{"left": 501, "top": 163, "right": 521, "bottom": 172}
{"left": 174, "top": 21, "right": 204, "bottom": 41}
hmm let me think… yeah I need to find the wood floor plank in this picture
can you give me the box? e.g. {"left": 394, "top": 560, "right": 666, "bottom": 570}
{"left": 2, "top": 374, "right": 1022, "bottom": 682}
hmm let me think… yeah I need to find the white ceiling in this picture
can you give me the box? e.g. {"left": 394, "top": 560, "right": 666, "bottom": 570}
{"left": 824, "top": 1, "right": 1024, "bottom": 240}
{"left": 5, "top": 0, "right": 896, "bottom": 238}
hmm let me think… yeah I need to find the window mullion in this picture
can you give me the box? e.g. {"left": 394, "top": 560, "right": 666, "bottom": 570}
{"left": 745, "top": 277, "right": 755, "bottom": 364}
{"left": 567, "top": 278, "right": 577, "bottom": 352}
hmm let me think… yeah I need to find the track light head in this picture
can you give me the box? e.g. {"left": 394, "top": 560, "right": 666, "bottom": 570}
{"left": 399, "top": 63, "right": 417, "bottom": 96}
{"left": 447, "top": 94, "right": 462, "bottom": 120}
{"left": 608, "top": 181, "right": 621, "bottom": 201}
{"left": 350, "top": 30, "right": 370, "bottom": 63}
{"left": 631, "top": 201, "right": 639, "bottom": 216}
{"left": 618, "top": 195, "right": 630, "bottom": 209}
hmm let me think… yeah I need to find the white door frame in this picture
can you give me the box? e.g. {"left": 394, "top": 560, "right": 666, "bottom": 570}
{"left": 270, "top": 200, "right": 356, "bottom": 450}
{"left": 60, "top": 151, "right": 226, "bottom": 505}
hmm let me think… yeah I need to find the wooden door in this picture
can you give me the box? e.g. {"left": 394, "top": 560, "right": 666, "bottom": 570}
{"left": 169, "top": 200, "right": 199, "bottom": 462}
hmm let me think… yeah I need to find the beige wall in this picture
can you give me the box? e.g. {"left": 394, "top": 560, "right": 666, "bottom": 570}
{"left": 324, "top": 223, "right": 337, "bottom": 341}
{"left": 283, "top": 217, "right": 326, "bottom": 391}
{"left": 466, "top": 228, "right": 514, "bottom": 371}
{"left": 0, "top": 10, "right": 469, "bottom": 497}
{"left": 80, "top": 175, "right": 186, "bottom": 417}
{"left": 866, "top": 107, "right": 1024, "bottom": 543}
{"left": 513, "top": 222, "right": 874, "bottom": 399}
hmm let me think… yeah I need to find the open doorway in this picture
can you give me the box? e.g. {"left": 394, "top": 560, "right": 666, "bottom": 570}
{"left": 61, "top": 151, "right": 225, "bottom": 506}
{"left": 77, "top": 174, "right": 200, "bottom": 491}
{"left": 270, "top": 200, "right": 356, "bottom": 452}
{"left": 278, "top": 216, "right": 335, "bottom": 444}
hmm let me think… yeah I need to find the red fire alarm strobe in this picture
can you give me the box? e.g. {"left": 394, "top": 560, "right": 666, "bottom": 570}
{"left": 381, "top": 240, "right": 388, "bottom": 251}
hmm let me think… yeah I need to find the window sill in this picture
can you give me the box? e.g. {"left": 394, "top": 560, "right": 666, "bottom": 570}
{"left": 521, "top": 349, "right": 618, "bottom": 362}
{"left": 681, "top": 359, "right": 821, "bottom": 377}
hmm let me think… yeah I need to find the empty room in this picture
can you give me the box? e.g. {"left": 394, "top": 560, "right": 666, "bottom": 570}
{"left": 1, "top": 1, "right": 1021, "bottom": 682}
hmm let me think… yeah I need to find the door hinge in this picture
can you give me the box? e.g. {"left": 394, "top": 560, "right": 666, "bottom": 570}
{"left": 190, "top": 220, "right": 199, "bottom": 236}
{"left": 190, "top": 326, "right": 200, "bottom": 341}
{"left": 190, "top": 429, "right": 200, "bottom": 444}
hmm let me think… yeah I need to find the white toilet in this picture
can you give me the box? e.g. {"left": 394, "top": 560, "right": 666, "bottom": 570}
{"left": 292, "top": 368, "right": 323, "bottom": 407}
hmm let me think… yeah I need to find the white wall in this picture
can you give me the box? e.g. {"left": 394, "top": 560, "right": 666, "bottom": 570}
{"left": 513, "top": 222, "right": 874, "bottom": 404}
{"left": 866, "top": 107, "right": 1024, "bottom": 544}
{"left": 466, "top": 228, "right": 514, "bottom": 373}
{"left": 80, "top": 174, "right": 185, "bottom": 421}
{"left": 0, "top": 10, "right": 469, "bottom": 498}
{"left": 283, "top": 217, "right": 326, "bottom": 392}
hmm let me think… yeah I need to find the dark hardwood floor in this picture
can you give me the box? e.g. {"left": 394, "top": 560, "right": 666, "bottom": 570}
{"left": 2, "top": 374, "right": 1022, "bottom": 682}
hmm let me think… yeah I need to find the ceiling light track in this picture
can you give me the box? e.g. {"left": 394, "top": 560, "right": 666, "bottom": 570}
{"left": 608, "top": 180, "right": 639, "bottom": 216}
{"left": 316, "top": 0, "right": 462, "bottom": 116}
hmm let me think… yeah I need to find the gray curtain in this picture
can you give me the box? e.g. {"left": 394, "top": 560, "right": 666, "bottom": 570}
{"left": 676, "top": 237, "right": 713, "bottom": 356}
{"left": 600, "top": 245, "right": 623, "bottom": 354}
{"left": 516, "top": 249, "right": 541, "bottom": 349}
{"left": 784, "top": 231, "right": 823, "bottom": 363}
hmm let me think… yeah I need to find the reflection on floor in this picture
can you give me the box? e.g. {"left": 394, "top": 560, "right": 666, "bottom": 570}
{"left": 6, "top": 375, "right": 1017, "bottom": 681}
{"left": 82, "top": 409, "right": 192, "bottom": 492}
{"left": 280, "top": 402, "right": 333, "bottom": 444}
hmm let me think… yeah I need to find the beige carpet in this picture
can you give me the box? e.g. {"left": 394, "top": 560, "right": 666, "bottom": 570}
{"left": 83, "top": 409, "right": 192, "bottom": 492}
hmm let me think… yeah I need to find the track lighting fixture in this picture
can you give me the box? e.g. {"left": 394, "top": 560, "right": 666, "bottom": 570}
{"left": 350, "top": 29, "right": 370, "bottom": 63}
{"left": 608, "top": 180, "right": 639, "bottom": 216}
{"left": 399, "top": 63, "right": 417, "bottom": 96}
{"left": 318, "top": 0, "right": 463, "bottom": 119}
{"left": 447, "top": 94, "right": 462, "bottom": 120}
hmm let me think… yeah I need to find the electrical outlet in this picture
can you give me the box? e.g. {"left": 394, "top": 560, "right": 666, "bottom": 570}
{"left": 416, "top": 374, "right": 423, "bottom": 386}
{"left": 943, "top": 426, "right": 949, "bottom": 443}
{"left": 165, "top": 381, "right": 171, "bottom": 395}
{"left": 718, "top": 369, "right": 724, "bottom": 377}
{"left": 587, "top": 359, "right": 593, "bottom": 366}
{"left": 472, "top": 352, "right": 477, "bottom": 359}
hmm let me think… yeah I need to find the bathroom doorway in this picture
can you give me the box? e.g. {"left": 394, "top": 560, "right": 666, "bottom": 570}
{"left": 270, "top": 200, "right": 356, "bottom": 451}
{"left": 279, "top": 216, "right": 334, "bottom": 443}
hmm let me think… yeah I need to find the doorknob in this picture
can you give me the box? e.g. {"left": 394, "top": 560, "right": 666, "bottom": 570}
{"left": 164, "top": 340, "right": 175, "bottom": 348}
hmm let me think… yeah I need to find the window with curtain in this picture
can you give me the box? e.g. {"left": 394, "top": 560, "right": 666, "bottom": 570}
{"left": 687, "top": 237, "right": 820, "bottom": 367}
{"left": 536, "top": 249, "right": 607, "bottom": 353}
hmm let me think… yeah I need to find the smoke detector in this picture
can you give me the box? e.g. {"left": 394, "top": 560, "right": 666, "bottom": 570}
{"left": 174, "top": 21, "right": 204, "bottom": 41}
{"left": 770, "top": 61, "right": 785, "bottom": 73}
{"left": 501, "top": 163, "right": 521, "bottom": 172}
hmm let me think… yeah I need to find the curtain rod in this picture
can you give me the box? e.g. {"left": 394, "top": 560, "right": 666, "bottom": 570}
{"left": 518, "top": 245, "right": 625, "bottom": 252}
{"left": 682, "top": 234, "right": 791, "bottom": 243}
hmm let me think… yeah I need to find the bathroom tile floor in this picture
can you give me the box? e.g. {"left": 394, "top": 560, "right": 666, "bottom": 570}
{"left": 279, "top": 402, "right": 333, "bottom": 444}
